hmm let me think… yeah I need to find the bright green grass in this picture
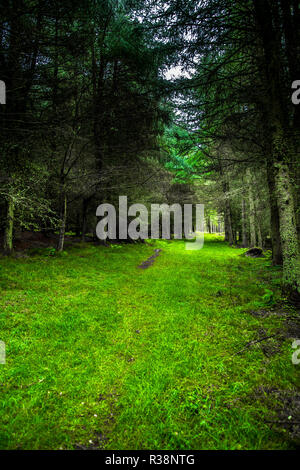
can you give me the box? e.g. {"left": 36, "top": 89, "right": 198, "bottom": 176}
{"left": 0, "top": 235, "right": 299, "bottom": 449}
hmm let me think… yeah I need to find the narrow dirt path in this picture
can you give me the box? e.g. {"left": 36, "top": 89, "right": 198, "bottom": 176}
{"left": 138, "top": 249, "right": 162, "bottom": 269}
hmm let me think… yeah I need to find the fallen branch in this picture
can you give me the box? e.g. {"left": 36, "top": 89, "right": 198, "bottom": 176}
{"left": 232, "top": 334, "right": 281, "bottom": 357}
{"left": 265, "top": 420, "right": 300, "bottom": 425}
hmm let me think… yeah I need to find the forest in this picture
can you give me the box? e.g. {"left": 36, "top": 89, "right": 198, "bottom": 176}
{"left": 0, "top": 0, "right": 300, "bottom": 452}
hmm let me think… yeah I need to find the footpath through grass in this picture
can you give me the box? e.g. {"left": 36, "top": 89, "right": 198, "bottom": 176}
{"left": 0, "top": 235, "right": 299, "bottom": 449}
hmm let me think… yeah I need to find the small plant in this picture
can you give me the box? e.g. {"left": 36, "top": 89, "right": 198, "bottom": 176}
{"left": 46, "top": 247, "right": 57, "bottom": 257}
{"left": 58, "top": 250, "right": 68, "bottom": 257}
{"left": 253, "top": 289, "right": 276, "bottom": 308}
{"left": 262, "top": 288, "right": 275, "bottom": 306}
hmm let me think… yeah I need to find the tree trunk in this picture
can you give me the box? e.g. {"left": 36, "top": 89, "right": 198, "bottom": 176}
{"left": 57, "top": 191, "right": 67, "bottom": 252}
{"left": 207, "top": 217, "right": 211, "bottom": 233}
{"left": 241, "top": 198, "right": 248, "bottom": 248}
{"left": 254, "top": 198, "right": 263, "bottom": 248}
{"left": 75, "top": 212, "right": 81, "bottom": 237}
{"left": 266, "top": 162, "right": 283, "bottom": 265}
{"left": 256, "top": 220, "right": 263, "bottom": 249}
{"left": 218, "top": 156, "right": 233, "bottom": 244}
{"left": 3, "top": 196, "right": 14, "bottom": 255}
{"left": 273, "top": 159, "right": 300, "bottom": 297}
{"left": 224, "top": 201, "right": 234, "bottom": 245}
{"left": 81, "top": 196, "right": 91, "bottom": 242}
{"left": 246, "top": 168, "right": 256, "bottom": 248}
{"left": 223, "top": 178, "right": 233, "bottom": 245}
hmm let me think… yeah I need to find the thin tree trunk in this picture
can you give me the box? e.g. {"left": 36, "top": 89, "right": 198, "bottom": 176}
{"left": 246, "top": 168, "right": 256, "bottom": 248}
{"left": 75, "top": 212, "right": 81, "bottom": 237}
{"left": 3, "top": 196, "right": 14, "bottom": 255}
{"left": 219, "top": 156, "right": 233, "bottom": 244}
{"left": 207, "top": 217, "right": 211, "bottom": 233}
{"left": 241, "top": 198, "right": 248, "bottom": 247}
{"left": 256, "top": 219, "right": 263, "bottom": 249}
{"left": 81, "top": 197, "right": 91, "bottom": 242}
{"left": 57, "top": 191, "right": 67, "bottom": 252}
{"left": 266, "top": 162, "right": 283, "bottom": 265}
{"left": 233, "top": 230, "right": 237, "bottom": 245}
{"left": 223, "top": 179, "right": 234, "bottom": 245}
{"left": 254, "top": 198, "right": 263, "bottom": 248}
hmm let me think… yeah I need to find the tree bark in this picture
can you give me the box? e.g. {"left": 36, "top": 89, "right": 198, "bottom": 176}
{"left": 241, "top": 198, "right": 248, "bottom": 248}
{"left": 224, "top": 196, "right": 234, "bottom": 245}
{"left": 246, "top": 168, "right": 256, "bottom": 248}
{"left": 266, "top": 162, "right": 283, "bottom": 265}
{"left": 254, "top": 197, "right": 263, "bottom": 248}
{"left": 256, "top": 220, "right": 263, "bottom": 249}
{"left": 81, "top": 196, "right": 92, "bottom": 242}
{"left": 273, "top": 158, "right": 300, "bottom": 296}
{"left": 207, "top": 217, "right": 211, "bottom": 234}
{"left": 75, "top": 212, "right": 81, "bottom": 237}
{"left": 57, "top": 191, "right": 67, "bottom": 252}
{"left": 3, "top": 196, "right": 14, "bottom": 255}
{"left": 222, "top": 178, "right": 233, "bottom": 245}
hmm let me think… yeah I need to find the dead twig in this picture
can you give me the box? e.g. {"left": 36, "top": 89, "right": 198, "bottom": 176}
{"left": 265, "top": 420, "right": 300, "bottom": 426}
{"left": 232, "top": 334, "right": 282, "bottom": 357}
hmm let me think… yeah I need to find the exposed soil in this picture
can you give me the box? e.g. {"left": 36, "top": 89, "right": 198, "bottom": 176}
{"left": 248, "top": 307, "right": 300, "bottom": 446}
{"left": 250, "top": 307, "right": 300, "bottom": 340}
{"left": 75, "top": 391, "right": 120, "bottom": 450}
{"left": 255, "top": 386, "right": 300, "bottom": 446}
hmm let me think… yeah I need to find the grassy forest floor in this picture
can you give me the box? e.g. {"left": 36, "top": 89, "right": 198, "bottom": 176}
{"left": 0, "top": 234, "right": 299, "bottom": 450}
